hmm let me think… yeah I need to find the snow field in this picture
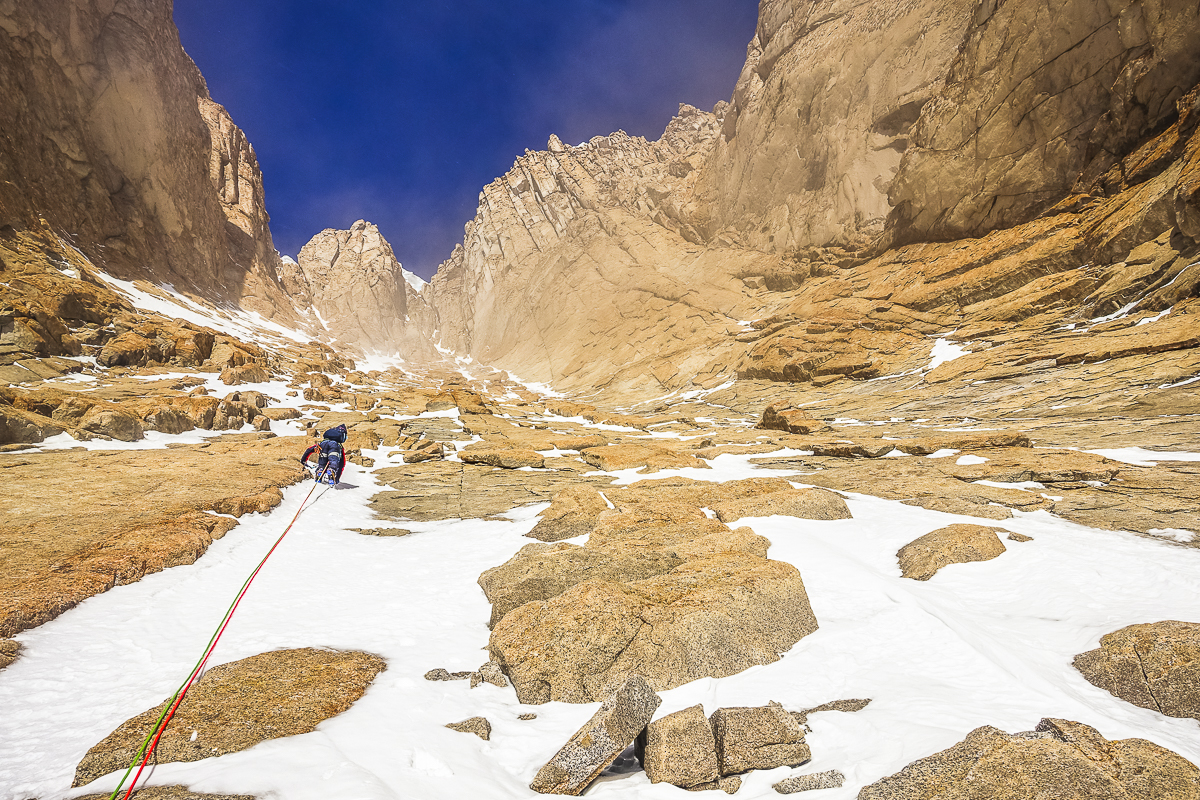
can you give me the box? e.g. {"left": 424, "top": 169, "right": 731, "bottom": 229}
{"left": 0, "top": 449, "right": 1197, "bottom": 799}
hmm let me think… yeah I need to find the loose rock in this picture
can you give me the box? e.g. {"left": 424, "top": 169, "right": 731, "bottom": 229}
{"left": 773, "top": 769, "right": 845, "bottom": 793}
{"left": 897, "top": 524, "right": 1008, "bottom": 581}
{"left": 446, "top": 717, "right": 492, "bottom": 740}
{"left": 710, "top": 704, "right": 810, "bottom": 775}
{"left": 529, "top": 674, "right": 661, "bottom": 795}
{"left": 643, "top": 704, "right": 720, "bottom": 788}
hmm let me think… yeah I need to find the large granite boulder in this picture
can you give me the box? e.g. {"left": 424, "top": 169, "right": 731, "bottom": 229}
{"left": 478, "top": 542, "right": 681, "bottom": 628}
{"left": 490, "top": 554, "right": 818, "bottom": 704}
{"left": 1074, "top": 620, "right": 1200, "bottom": 720}
{"left": 858, "top": 718, "right": 1200, "bottom": 799}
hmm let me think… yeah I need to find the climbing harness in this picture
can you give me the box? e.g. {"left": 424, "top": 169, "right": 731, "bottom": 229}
{"left": 107, "top": 465, "right": 334, "bottom": 800}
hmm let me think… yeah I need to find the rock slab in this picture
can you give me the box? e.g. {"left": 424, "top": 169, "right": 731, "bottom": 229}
{"left": 1074, "top": 620, "right": 1200, "bottom": 720}
{"left": 530, "top": 674, "right": 662, "bottom": 795}
{"left": 897, "top": 524, "right": 1008, "bottom": 581}
{"left": 74, "top": 649, "right": 385, "bottom": 786}
{"left": 710, "top": 704, "right": 810, "bottom": 776}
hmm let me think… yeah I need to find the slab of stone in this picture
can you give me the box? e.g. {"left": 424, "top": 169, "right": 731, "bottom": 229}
{"left": 644, "top": 704, "right": 720, "bottom": 788}
{"left": 74, "top": 649, "right": 385, "bottom": 786}
{"left": 711, "top": 488, "right": 851, "bottom": 522}
{"left": 710, "top": 704, "right": 810, "bottom": 776}
{"left": 460, "top": 448, "right": 545, "bottom": 469}
{"left": 897, "top": 524, "right": 1008, "bottom": 581}
{"left": 1073, "top": 620, "right": 1200, "bottom": 720}
{"left": 370, "top": 462, "right": 610, "bottom": 521}
{"left": 757, "top": 407, "right": 831, "bottom": 435}
{"left": 529, "top": 674, "right": 662, "bottom": 795}
{"left": 581, "top": 443, "right": 708, "bottom": 472}
{"left": 0, "top": 438, "right": 305, "bottom": 638}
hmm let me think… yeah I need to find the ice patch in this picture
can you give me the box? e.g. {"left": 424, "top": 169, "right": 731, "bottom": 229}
{"left": 955, "top": 455, "right": 989, "bottom": 466}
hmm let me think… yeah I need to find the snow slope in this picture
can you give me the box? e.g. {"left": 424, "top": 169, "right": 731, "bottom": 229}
{"left": 1, "top": 449, "right": 1198, "bottom": 799}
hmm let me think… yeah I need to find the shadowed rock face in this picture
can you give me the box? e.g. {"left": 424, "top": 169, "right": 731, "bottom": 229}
{"left": 858, "top": 718, "right": 1200, "bottom": 800}
{"left": 1074, "top": 620, "right": 1200, "bottom": 720}
{"left": 0, "top": 0, "right": 298, "bottom": 322}
{"left": 694, "top": 0, "right": 978, "bottom": 254}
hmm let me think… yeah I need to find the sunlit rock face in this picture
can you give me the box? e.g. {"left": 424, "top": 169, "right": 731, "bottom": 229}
{"left": 691, "top": 0, "right": 978, "bottom": 254}
{"left": 888, "top": 0, "right": 1200, "bottom": 245}
{"left": 0, "top": 0, "right": 299, "bottom": 324}
{"left": 427, "top": 106, "right": 786, "bottom": 397}
{"left": 292, "top": 221, "right": 438, "bottom": 359}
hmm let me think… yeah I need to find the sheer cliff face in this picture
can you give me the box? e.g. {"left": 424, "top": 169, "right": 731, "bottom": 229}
{"left": 692, "top": 0, "right": 977, "bottom": 254}
{"left": 289, "top": 221, "right": 438, "bottom": 359}
{"left": 0, "top": 0, "right": 296, "bottom": 322}
{"left": 428, "top": 107, "right": 786, "bottom": 395}
{"left": 888, "top": 0, "right": 1200, "bottom": 243}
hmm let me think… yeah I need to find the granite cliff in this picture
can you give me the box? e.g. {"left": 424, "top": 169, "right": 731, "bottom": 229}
{"left": 0, "top": 0, "right": 295, "bottom": 321}
{"left": 422, "top": 0, "right": 1200, "bottom": 413}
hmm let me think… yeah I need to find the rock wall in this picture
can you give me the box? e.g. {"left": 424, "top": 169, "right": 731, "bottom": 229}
{"left": 888, "top": 0, "right": 1200, "bottom": 244}
{"left": 290, "top": 220, "right": 437, "bottom": 358}
{"left": 691, "top": 0, "right": 977, "bottom": 253}
{"left": 0, "top": 0, "right": 297, "bottom": 323}
{"left": 428, "top": 107, "right": 785, "bottom": 395}
{"left": 423, "top": 0, "right": 1200, "bottom": 403}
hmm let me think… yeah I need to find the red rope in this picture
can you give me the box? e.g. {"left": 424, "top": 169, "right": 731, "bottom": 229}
{"left": 113, "top": 468, "right": 330, "bottom": 799}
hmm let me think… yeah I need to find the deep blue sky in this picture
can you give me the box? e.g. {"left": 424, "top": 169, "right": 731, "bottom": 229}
{"left": 174, "top": 1, "right": 759, "bottom": 280}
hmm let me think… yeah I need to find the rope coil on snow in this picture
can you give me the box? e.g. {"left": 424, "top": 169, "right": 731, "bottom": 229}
{"left": 108, "top": 466, "right": 333, "bottom": 800}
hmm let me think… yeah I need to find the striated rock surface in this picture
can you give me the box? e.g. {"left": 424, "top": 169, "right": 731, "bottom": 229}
{"left": 889, "top": 0, "right": 1200, "bottom": 244}
{"left": 291, "top": 221, "right": 437, "bottom": 357}
{"left": 693, "top": 0, "right": 977, "bottom": 254}
{"left": 74, "top": 648, "right": 385, "bottom": 786}
{"left": 1074, "top": 620, "right": 1200, "bottom": 720}
{"left": 858, "top": 718, "right": 1200, "bottom": 800}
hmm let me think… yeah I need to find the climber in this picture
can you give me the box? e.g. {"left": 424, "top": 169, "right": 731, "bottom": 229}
{"left": 302, "top": 423, "right": 347, "bottom": 485}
